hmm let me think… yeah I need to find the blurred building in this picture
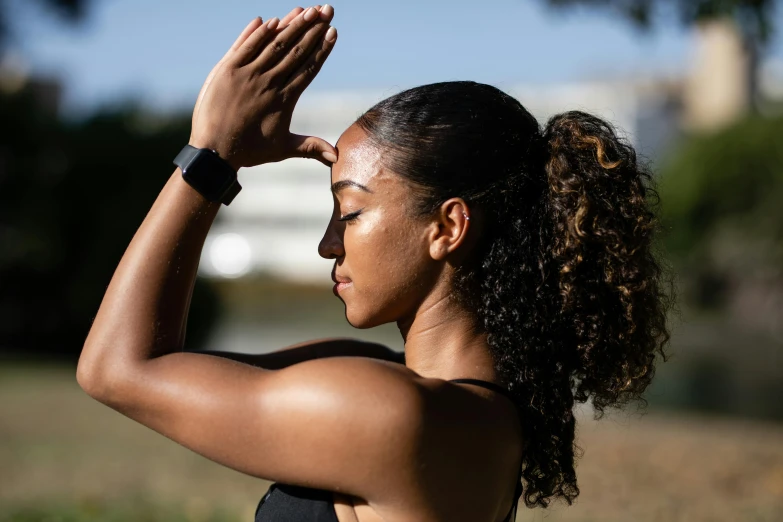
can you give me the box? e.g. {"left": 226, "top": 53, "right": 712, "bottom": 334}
{"left": 683, "top": 17, "right": 752, "bottom": 131}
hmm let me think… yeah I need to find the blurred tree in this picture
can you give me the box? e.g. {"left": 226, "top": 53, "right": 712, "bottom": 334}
{"left": 542, "top": 0, "right": 775, "bottom": 109}
{"left": 0, "top": 86, "right": 221, "bottom": 361}
{"left": 0, "top": 0, "right": 222, "bottom": 361}
{"left": 543, "top": 0, "right": 772, "bottom": 34}
{"left": 0, "top": 0, "right": 91, "bottom": 48}
{"left": 658, "top": 113, "right": 783, "bottom": 324}
{"left": 652, "top": 112, "right": 783, "bottom": 421}
{"left": 32, "top": 0, "right": 89, "bottom": 19}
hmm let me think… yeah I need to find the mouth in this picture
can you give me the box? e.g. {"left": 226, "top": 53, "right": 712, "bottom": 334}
{"left": 332, "top": 281, "right": 353, "bottom": 296}
{"left": 331, "top": 267, "right": 352, "bottom": 296}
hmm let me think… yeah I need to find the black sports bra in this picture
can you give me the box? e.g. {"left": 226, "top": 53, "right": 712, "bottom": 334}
{"left": 254, "top": 378, "right": 523, "bottom": 522}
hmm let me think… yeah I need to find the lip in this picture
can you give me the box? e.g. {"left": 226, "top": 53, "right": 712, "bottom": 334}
{"left": 331, "top": 267, "right": 352, "bottom": 285}
{"left": 331, "top": 268, "right": 352, "bottom": 296}
{"left": 332, "top": 281, "right": 353, "bottom": 296}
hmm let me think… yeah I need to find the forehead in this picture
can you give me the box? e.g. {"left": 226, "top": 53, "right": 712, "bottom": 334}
{"left": 332, "top": 124, "right": 389, "bottom": 188}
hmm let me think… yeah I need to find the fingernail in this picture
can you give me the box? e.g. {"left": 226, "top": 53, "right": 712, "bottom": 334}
{"left": 267, "top": 17, "right": 279, "bottom": 30}
{"left": 323, "top": 151, "right": 338, "bottom": 163}
{"left": 321, "top": 4, "right": 333, "bottom": 16}
{"left": 325, "top": 26, "right": 337, "bottom": 42}
{"left": 304, "top": 7, "right": 317, "bottom": 21}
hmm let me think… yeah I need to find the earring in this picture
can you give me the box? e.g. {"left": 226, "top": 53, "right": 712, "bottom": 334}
{"left": 462, "top": 211, "right": 471, "bottom": 221}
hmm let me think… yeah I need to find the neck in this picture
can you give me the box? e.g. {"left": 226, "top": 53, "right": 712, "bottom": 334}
{"left": 398, "top": 290, "right": 498, "bottom": 383}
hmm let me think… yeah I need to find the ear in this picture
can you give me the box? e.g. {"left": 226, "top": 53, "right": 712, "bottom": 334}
{"left": 428, "top": 198, "right": 471, "bottom": 261}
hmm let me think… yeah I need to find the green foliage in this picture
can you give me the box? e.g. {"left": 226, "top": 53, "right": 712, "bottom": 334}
{"left": 657, "top": 114, "right": 783, "bottom": 309}
{"left": 0, "top": 86, "right": 221, "bottom": 360}
{"left": 659, "top": 115, "right": 783, "bottom": 253}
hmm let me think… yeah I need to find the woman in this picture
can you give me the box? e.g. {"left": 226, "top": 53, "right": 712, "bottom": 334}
{"left": 77, "top": 4, "right": 673, "bottom": 522}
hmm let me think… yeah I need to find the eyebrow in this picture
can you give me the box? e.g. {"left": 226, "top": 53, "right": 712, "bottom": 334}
{"left": 330, "top": 179, "right": 373, "bottom": 194}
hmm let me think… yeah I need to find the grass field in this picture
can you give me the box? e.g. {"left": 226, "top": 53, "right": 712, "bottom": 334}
{"left": 1, "top": 362, "right": 782, "bottom": 522}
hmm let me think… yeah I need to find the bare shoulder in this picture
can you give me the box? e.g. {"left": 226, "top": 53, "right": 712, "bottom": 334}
{"left": 249, "top": 356, "right": 431, "bottom": 495}
{"left": 259, "top": 354, "right": 418, "bottom": 399}
{"left": 329, "top": 375, "right": 525, "bottom": 519}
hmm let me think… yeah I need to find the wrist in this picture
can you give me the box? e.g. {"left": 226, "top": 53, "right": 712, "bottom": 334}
{"left": 187, "top": 138, "right": 242, "bottom": 171}
{"left": 174, "top": 144, "right": 242, "bottom": 206}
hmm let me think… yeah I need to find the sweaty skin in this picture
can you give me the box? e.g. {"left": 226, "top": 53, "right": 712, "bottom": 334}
{"left": 76, "top": 5, "right": 523, "bottom": 521}
{"left": 324, "top": 125, "right": 504, "bottom": 381}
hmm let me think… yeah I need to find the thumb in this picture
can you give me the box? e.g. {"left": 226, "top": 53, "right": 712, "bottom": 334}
{"left": 288, "top": 134, "right": 338, "bottom": 167}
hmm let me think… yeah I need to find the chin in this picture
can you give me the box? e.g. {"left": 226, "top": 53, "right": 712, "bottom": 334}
{"left": 343, "top": 305, "right": 391, "bottom": 330}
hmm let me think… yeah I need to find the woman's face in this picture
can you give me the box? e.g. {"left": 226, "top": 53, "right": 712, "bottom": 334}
{"left": 318, "top": 124, "right": 439, "bottom": 328}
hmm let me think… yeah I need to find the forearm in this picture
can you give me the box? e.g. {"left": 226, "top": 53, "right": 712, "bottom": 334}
{"left": 78, "top": 169, "right": 219, "bottom": 384}
{"left": 78, "top": 7, "right": 340, "bottom": 391}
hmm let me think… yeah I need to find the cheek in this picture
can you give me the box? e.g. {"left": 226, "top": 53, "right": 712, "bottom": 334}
{"left": 342, "top": 217, "right": 429, "bottom": 325}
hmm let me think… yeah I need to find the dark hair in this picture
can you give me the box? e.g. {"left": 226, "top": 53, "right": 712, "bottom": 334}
{"left": 355, "top": 81, "right": 675, "bottom": 509}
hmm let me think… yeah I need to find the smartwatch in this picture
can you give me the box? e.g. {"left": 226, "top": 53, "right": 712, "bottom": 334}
{"left": 173, "top": 144, "right": 242, "bottom": 205}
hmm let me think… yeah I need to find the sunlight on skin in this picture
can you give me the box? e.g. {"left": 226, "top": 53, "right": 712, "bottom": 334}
{"left": 334, "top": 133, "right": 385, "bottom": 190}
{"left": 325, "top": 125, "right": 435, "bottom": 331}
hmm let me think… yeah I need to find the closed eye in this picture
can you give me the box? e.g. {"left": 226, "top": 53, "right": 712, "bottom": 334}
{"left": 337, "top": 209, "right": 363, "bottom": 223}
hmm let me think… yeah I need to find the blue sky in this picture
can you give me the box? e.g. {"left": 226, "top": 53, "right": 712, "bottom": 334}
{"left": 6, "top": 0, "right": 783, "bottom": 116}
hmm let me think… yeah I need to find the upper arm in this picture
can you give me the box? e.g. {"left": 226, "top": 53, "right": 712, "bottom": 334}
{"left": 85, "top": 352, "right": 423, "bottom": 499}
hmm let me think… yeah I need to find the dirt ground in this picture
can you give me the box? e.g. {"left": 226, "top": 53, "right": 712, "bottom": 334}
{"left": 1, "top": 363, "right": 781, "bottom": 522}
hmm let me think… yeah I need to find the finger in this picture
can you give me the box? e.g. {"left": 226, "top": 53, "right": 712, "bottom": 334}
{"left": 231, "top": 17, "right": 281, "bottom": 66}
{"left": 275, "top": 6, "right": 326, "bottom": 34}
{"left": 230, "top": 17, "right": 264, "bottom": 53}
{"left": 288, "top": 133, "right": 338, "bottom": 166}
{"left": 209, "top": 17, "right": 263, "bottom": 76}
{"left": 267, "top": 5, "right": 334, "bottom": 79}
{"left": 196, "top": 18, "right": 263, "bottom": 113}
{"left": 284, "top": 26, "right": 336, "bottom": 94}
{"left": 252, "top": 6, "right": 324, "bottom": 73}
{"left": 279, "top": 6, "right": 305, "bottom": 27}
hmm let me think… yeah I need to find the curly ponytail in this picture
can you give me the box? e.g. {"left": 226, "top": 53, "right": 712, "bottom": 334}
{"left": 489, "top": 111, "right": 676, "bottom": 507}
{"left": 355, "top": 83, "right": 675, "bottom": 510}
{"left": 543, "top": 111, "right": 673, "bottom": 415}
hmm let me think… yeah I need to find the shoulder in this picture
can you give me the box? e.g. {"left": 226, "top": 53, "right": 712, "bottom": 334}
{"left": 258, "top": 355, "right": 426, "bottom": 446}
{"left": 259, "top": 357, "right": 510, "bottom": 436}
{"left": 289, "top": 367, "right": 524, "bottom": 517}
{"left": 258, "top": 356, "right": 421, "bottom": 432}
{"left": 255, "top": 357, "right": 515, "bottom": 471}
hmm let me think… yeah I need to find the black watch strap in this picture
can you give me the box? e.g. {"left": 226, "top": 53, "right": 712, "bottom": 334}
{"left": 174, "top": 145, "right": 242, "bottom": 206}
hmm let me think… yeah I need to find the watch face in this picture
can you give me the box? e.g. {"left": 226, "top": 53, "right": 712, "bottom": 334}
{"left": 182, "top": 149, "right": 237, "bottom": 201}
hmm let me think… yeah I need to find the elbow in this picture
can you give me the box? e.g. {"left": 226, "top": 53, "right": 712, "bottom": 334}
{"left": 76, "top": 347, "right": 128, "bottom": 403}
{"left": 76, "top": 352, "right": 108, "bottom": 400}
{"left": 76, "top": 355, "right": 100, "bottom": 398}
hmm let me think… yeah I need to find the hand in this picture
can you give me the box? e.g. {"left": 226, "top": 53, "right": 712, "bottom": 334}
{"left": 190, "top": 5, "right": 310, "bottom": 126}
{"left": 189, "top": 5, "right": 338, "bottom": 169}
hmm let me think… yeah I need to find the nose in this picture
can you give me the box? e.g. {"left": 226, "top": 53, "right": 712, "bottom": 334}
{"left": 318, "top": 216, "right": 345, "bottom": 260}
